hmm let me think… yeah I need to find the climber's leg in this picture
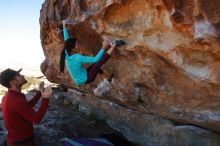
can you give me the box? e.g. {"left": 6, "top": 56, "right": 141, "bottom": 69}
{"left": 85, "top": 52, "right": 111, "bottom": 84}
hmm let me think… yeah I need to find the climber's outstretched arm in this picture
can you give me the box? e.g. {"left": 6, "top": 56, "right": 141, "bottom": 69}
{"left": 62, "top": 20, "right": 69, "bottom": 41}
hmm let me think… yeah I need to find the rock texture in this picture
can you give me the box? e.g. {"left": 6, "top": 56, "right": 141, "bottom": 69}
{"left": 40, "top": 0, "right": 220, "bottom": 145}
{"left": 0, "top": 90, "right": 134, "bottom": 146}
{"left": 66, "top": 89, "right": 220, "bottom": 146}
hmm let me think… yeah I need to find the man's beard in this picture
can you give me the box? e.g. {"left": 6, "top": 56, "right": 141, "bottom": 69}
{"left": 22, "top": 79, "right": 28, "bottom": 85}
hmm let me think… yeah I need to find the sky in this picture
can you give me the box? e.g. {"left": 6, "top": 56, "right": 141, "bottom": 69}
{"left": 0, "top": 0, "right": 45, "bottom": 70}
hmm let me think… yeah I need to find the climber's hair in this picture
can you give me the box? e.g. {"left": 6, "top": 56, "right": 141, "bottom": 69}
{"left": 60, "top": 37, "right": 77, "bottom": 73}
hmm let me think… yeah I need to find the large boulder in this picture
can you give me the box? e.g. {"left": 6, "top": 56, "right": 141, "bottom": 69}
{"left": 40, "top": 0, "right": 220, "bottom": 145}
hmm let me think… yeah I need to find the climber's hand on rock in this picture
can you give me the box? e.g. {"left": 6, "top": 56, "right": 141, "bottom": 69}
{"left": 102, "top": 40, "right": 110, "bottom": 50}
{"left": 62, "top": 20, "right": 67, "bottom": 28}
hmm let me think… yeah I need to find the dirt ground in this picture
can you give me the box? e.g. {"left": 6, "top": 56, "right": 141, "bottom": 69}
{"left": 0, "top": 89, "right": 137, "bottom": 146}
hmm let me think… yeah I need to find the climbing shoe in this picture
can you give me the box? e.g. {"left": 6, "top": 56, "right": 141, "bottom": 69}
{"left": 115, "top": 40, "right": 125, "bottom": 47}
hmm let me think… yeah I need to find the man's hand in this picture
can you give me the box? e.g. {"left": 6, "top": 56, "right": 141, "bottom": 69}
{"left": 102, "top": 40, "right": 110, "bottom": 50}
{"left": 41, "top": 86, "right": 52, "bottom": 99}
{"left": 38, "top": 81, "right": 44, "bottom": 91}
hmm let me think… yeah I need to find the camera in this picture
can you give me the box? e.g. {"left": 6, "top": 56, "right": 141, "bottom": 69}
{"left": 114, "top": 40, "right": 125, "bottom": 47}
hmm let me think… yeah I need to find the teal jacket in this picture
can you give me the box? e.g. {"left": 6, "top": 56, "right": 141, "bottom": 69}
{"left": 63, "top": 27, "right": 104, "bottom": 85}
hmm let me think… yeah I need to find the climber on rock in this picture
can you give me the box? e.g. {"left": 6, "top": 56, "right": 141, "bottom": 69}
{"left": 59, "top": 20, "right": 123, "bottom": 86}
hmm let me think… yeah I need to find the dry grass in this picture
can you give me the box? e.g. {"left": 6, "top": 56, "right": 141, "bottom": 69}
{"left": 22, "top": 76, "right": 41, "bottom": 91}
{"left": 0, "top": 76, "right": 42, "bottom": 95}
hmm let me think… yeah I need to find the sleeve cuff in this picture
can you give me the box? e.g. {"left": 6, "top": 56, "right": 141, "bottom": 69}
{"left": 42, "top": 98, "right": 50, "bottom": 102}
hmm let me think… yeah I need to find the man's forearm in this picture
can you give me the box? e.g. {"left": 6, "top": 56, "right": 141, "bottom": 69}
{"left": 27, "top": 91, "right": 41, "bottom": 107}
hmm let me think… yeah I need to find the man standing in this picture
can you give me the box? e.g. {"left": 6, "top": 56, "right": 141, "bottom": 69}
{"left": 0, "top": 68, "right": 52, "bottom": 146}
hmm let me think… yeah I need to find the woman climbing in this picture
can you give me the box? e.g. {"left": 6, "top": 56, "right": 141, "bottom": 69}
{"left": 59, "top": 20, "right": 116, "bottom": 85}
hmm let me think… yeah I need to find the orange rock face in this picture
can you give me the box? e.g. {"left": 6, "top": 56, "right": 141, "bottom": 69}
{"left": 40, "top": 0, "right": 220, "bottom": 135}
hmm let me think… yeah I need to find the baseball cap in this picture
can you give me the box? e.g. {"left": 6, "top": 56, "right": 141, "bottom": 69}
{"left": 0, "top": 68, "right": 22, "bottom": 88}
